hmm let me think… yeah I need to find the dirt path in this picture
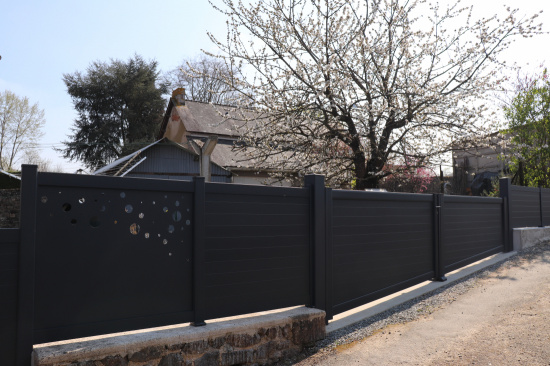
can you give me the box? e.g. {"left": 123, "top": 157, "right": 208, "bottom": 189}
{"left": 298, "top": 249, "right": 550, "bottom": 365}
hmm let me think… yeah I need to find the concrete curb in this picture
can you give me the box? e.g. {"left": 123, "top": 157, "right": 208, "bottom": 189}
{"left": 327, "top": 251, "right": 517, "bottom": 334}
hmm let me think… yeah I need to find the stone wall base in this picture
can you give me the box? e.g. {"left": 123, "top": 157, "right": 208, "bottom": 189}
{"left": 513, "top": 226, "right": 550, "bottom": 251}
{"left": 33, "top": 307, "right": 325, "bottom": 366}
{"left": 0, "top": 189, "right": 20, "bottom": 228}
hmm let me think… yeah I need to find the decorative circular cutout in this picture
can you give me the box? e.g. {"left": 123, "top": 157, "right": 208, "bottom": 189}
{"left": 172, "top": 211, "right": 182, "bottom": 222}
{"left": 129, "top": 223, "right": 140, "bottom": 235}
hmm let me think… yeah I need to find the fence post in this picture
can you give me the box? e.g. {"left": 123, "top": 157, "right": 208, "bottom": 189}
{"left": 499, "top": 178, "right": 512, "bottom": 252}
{"left": 502, "top": 197, "right": 510, "bottom": 252}
{"left": 191, "top": 177, "right": 206, "bottom": 326}
{"left": 539, "top": 186, "right": 543, "bottom": 227}
{"left": 432, "top": 193, "right": 446, "bottom": 282}
{"left": 16, "top": 165, "right": 38, "bottom": 366}
{"left": 543, "top": 188, "right": 548, "bottom": 227}
{"left": 325, "top": 187, "right": 333, "bottom": 322}
{"left": 304, "top": 175, "right": 326, "bottom": 314}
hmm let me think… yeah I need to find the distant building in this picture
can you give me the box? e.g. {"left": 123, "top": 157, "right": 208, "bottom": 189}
{"left": 156, "top": 88, "right": 295, "bottom": 186}
{"left": 94, "top": 89, "right": 297, "bottom": 186}
{"left": 0, "top": 170, "right": 21, "bottom": 228}
{"left": 452, "top": 133, "right": 508, "bottom": 194}
{"left": 93, "top": 138, "right": 232, "bottom": 183}
{"left": 0, "top": 169, "right": 21, "bottom": 189}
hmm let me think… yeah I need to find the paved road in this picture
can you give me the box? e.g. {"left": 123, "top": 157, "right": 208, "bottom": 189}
{"left": 298, "top": 247, "right": 550, "bottom": 365}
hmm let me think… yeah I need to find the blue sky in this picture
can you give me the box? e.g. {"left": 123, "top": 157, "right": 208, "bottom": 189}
{"left": 0, "top": 0, "right": 227, "bottom": 172}
{"left": 0, "top": 0, "right": 549, "bottom": 172}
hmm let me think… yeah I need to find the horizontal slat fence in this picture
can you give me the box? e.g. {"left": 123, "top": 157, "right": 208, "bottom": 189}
{"left": 9, "top": 168, "right": 530, "bottom": 366}
{"left": 0, "top": 229, "right": 19, "bottom": 366}
{"left": 442, "top": 196, "right": 504, "bottom": 272}
{"left": 500, "top": 179, "right": 550, "bottom": 246}
{"left": 541, "top": 189, "right": 550, "bottom": 227}
{"left": 202, "top": 183, "right": 311, "bottom": 319}
{"left": 33, "top": 173, "right": 196, "bottom": 343}
{"left": 331, "top": 191, "right": 435, "bottom": 315}
{"left": 510, "top": 185, "right": 541, "bottom": 228}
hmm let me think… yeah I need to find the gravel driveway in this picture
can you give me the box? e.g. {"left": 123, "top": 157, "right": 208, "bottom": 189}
{"left": 282, "top": 242, "right": 550, "bottom": 365}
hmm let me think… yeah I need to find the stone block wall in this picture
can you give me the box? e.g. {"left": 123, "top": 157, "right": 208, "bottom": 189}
{"left": 0, "top": 189, "right": 20, "bottom": 228}
{"left": 34, "top": 307, "right": 325, "bottom": 366}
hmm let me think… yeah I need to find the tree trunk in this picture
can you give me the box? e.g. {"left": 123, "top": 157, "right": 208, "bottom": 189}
{"left": 352, "top": 149, "right": 369, "bottom": 190}
{"left": 357, "top": 156, "right": 384, "bottom": 190}
{"left": 519, "top": 161, "right": 525, "bottom": 186}
{"left": 354, "top": 172, "right": 381, "bottom": 190}
{"left": 363, "top": 175, "right": 381, "bottom": 189}
{"left": 353, "top": 157, "right": 385, "bottom": 189}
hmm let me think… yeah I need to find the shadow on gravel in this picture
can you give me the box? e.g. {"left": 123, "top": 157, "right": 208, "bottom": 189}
{"left": 493, "top": 275, "right": 518, "bottom": 281}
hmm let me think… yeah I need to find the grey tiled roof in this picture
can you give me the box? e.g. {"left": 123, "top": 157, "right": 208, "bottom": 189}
{"left": 159, "top": 99, "right": 261, "bottom": 139}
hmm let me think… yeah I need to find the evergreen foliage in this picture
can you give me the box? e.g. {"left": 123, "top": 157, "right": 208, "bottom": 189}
{"left": 61, "top": 55, "right": 167, "bottom": 170}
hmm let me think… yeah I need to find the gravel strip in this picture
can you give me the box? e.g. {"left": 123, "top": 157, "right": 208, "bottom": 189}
{"left": 279, "top": 242, "right": 550, "bottom": 365}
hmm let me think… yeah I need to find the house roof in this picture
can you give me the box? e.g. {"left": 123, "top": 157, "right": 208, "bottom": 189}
{"left": 93, "top": 138, "right": 229, "bottom": 177}
{"left": 0, "top": 169, "right": 21, "bottom": 180}
{"left": 157, "top": 93, "right": 290, "bottom": 173}
{"left": 188, "top": 138, "right": 259, "bottom": 171}
{"left": 158, "top": 98, "right": 261, "bottom": 140}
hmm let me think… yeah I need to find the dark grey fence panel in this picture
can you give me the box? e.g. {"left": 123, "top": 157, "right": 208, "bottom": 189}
{"left": 442, "top": 196, "right": 504, "bottom": 272}
{"left": 510, "top": 185, "right": 541, "bottom": 228}
{"left": 542, "top": 188, "right": 550, "bottom": 227}
{"left": 33, "top": 173, "right": 195, "bottom": 343}
{"left": 0, "top": 228, "right": 19, "bottom": 366}
{"left": 9, "top": 170, "right": 532, "bottom": 364}
{"left": 331, "top": 191, "right": 434, "bottom": 315}
{"left": 203, "top": 183, "right": 310, "bottom": 319}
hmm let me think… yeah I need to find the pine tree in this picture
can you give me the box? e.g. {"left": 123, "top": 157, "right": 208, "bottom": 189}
{"left": 61, "top": 55, "right": 167, "bottom": 170}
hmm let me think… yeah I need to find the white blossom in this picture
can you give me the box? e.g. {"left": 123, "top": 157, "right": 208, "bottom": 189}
{"left": 208, "top": 0, "right": 542, "bottom": 189}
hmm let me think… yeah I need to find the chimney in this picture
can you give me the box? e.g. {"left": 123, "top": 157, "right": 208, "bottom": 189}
{"left": 172, "top": 88, "right": 186, "bottom": 106}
